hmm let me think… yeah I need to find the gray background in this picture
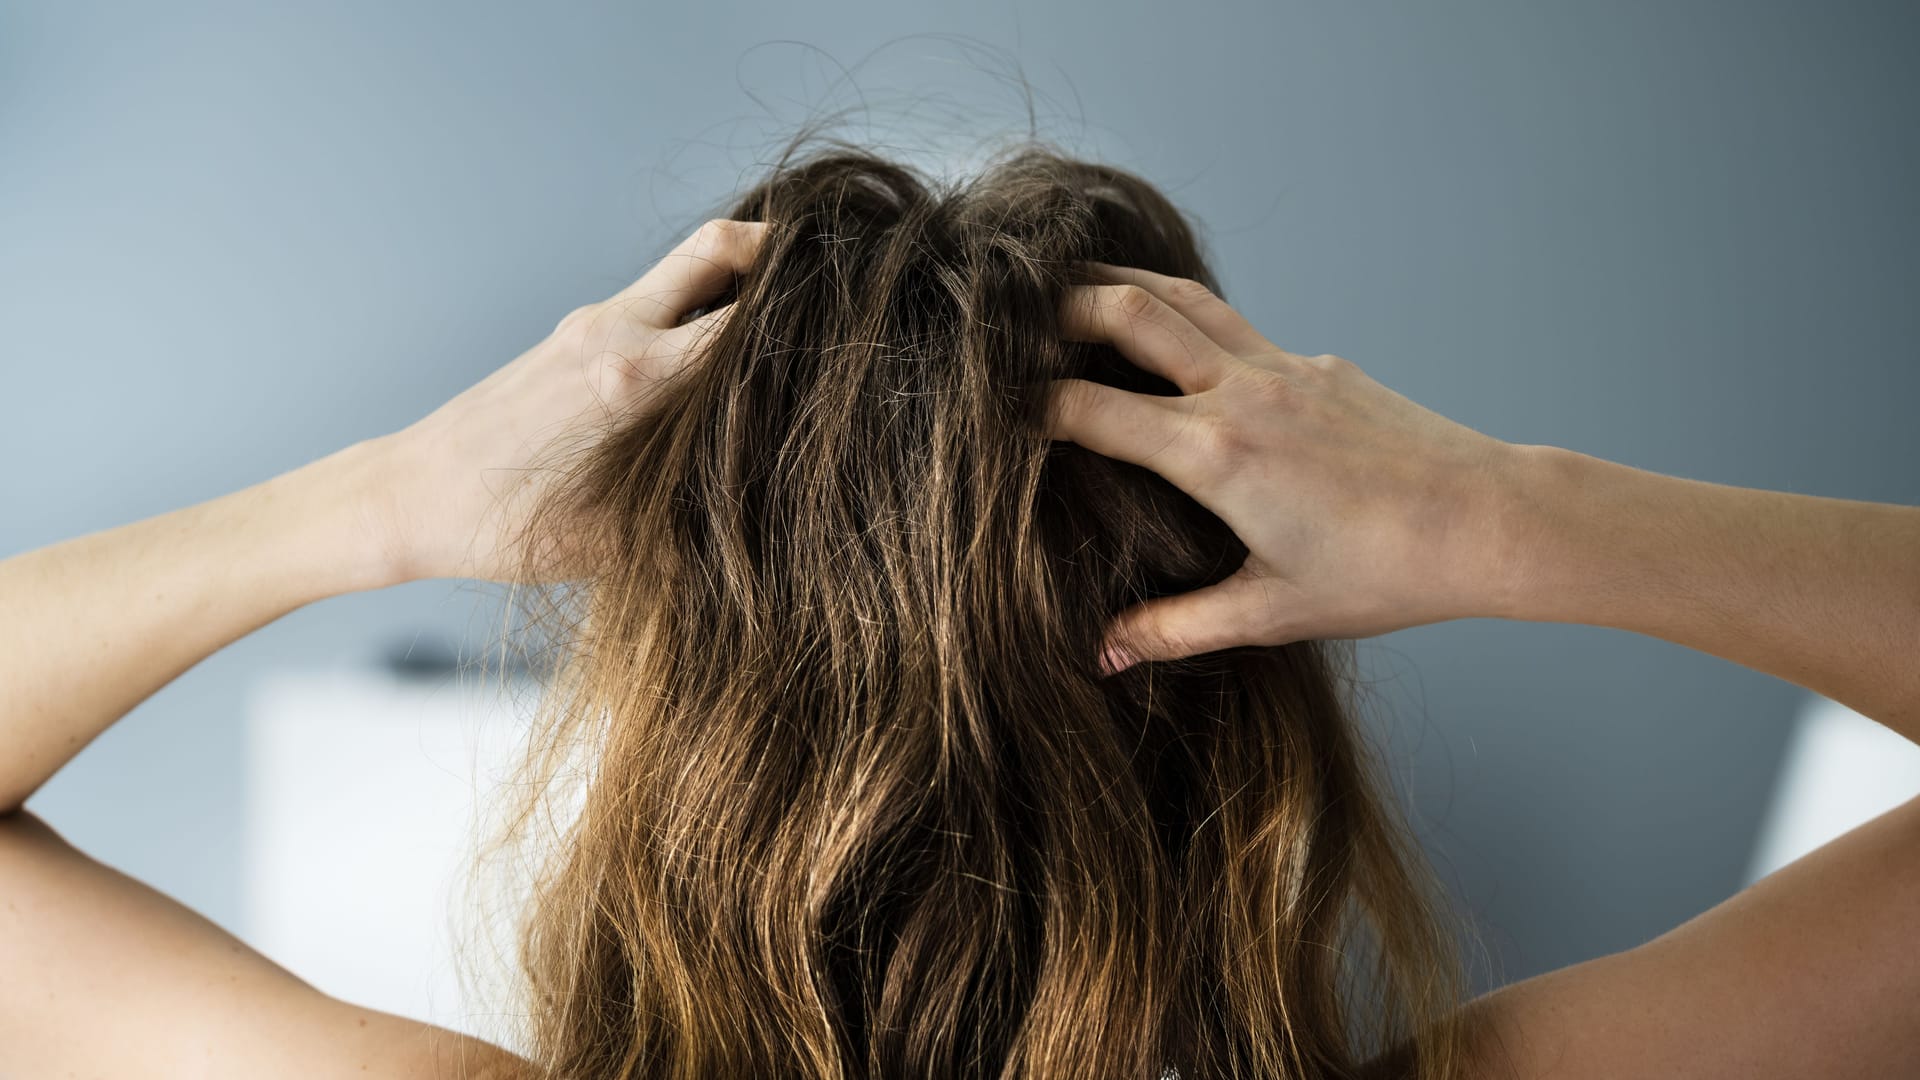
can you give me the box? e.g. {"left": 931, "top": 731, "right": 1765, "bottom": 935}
{"left": 4, "top": 0, "right": 1915, "bottom": 993}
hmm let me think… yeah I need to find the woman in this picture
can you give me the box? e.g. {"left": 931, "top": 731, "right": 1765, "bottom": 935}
{"left": 1, "top": 141, "right": 1914, "bottom": 1080}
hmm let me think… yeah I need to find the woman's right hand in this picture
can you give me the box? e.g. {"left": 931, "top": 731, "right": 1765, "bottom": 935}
{"left": 1046, "top": 263, "right": 1534, "bottom": 674}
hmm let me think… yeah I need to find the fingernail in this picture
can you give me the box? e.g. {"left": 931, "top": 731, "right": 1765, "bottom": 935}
{"left": 1097, "top": 641, "right": 1136, "bottom": 677}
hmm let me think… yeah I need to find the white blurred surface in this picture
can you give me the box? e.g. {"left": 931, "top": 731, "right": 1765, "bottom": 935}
{"left": 240, "top": 670, "right": 1920, "bottom": 1046}
{"left": 1745, "top": 693, "right": 1920, "bottom": 886}
{"left": 241, "top": 666, "right": 543, "bottom": 1050}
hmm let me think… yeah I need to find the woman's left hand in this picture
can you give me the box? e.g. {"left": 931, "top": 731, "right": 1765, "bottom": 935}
{"left": 365, "top": 218, "right": 768, "bottom": 584}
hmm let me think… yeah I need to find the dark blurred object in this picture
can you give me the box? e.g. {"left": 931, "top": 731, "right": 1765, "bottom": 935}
{"left": 380, "top": 632, "right": 551, "bottom": 681}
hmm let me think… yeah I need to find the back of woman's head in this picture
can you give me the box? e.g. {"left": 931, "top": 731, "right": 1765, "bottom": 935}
{"left": 498, "top": 135, "right": 1472, "bottom": 1080}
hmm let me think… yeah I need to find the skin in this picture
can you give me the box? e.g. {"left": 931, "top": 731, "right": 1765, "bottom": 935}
{"left": 1, "top": 226, "right": 1915, "bottom": 1078}
{"left": 0, "top": 218, "right": 768, "bottom": 1079}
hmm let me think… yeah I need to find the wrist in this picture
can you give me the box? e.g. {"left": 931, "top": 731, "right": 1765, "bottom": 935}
{"left": 277, "top": 436, "right": 418, "bottom": 594}
{"left": 1479, "top": 441, "right": 1583, "bottom": 623}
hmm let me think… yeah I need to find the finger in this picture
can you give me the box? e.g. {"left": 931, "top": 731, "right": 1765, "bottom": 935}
{"left": 1097, "top": 571, "right": 1281, "bottom": 674}
{"left": 609, "top": 219, "right": 771, "bottom": 329}
{"left": 650, "top": 300, "right": 738, "bottom": 368}
{"left": 1083, "top": 261, "right": 1274, "bottom": 356}
{"left": 1043, "top": 378, "right": 1211, "bottom": 490}
{"left": 1058, "top": 283, "right": 1233, "bottom": 395}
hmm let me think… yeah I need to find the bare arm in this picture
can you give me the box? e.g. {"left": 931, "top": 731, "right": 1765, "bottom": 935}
{"left": 1454, "top": 790, "right": 1920, "bottom": 1080}
{"left": 1449, "top": 445, "right": 1920, "bottom": 1079}
{"left": 0, "top": 805, "right": 525, "bottom": 1079}
{"left": 0, "top": 445, "right": 396, "bottom": 816}
{"left": 1043, "top": 262, "right": 1919, "bottom": 1078}
{"left": 0, "top": 443, "right": 527, "bottom": 1077}
{"left": 1495, "top": 443, "right": 1920, "bottom": 744}
{"left": 0, "top": 219, "right": 766, "bottom": 1078}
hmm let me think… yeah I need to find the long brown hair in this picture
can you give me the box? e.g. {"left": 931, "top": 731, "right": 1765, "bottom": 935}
{"left": 484, "top": 131, "right": 1478, "bottom": 1080}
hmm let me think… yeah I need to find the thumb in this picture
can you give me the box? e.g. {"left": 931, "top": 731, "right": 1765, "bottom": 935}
{"left": 1097, "top": 569, "right": 1279, "bottom": 676}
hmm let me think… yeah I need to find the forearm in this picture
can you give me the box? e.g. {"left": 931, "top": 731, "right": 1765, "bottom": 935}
{"left": 0, "top": 438, "right": 403, "bottom": 813}
{"left": 1494, "top": 443, "right": 1920, "bottom": 741}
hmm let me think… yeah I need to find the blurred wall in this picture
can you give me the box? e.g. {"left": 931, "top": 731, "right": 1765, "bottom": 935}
{"left": 4, "top": 0, "right": 1916, "bottom": 992}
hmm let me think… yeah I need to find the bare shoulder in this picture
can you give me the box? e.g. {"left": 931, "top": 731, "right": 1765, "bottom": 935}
{"left": 0, "top": 809, "right": 540, "bottom": 1080}
{"left": 348, "top": 1009, "right": 539, "bottom": 1080}
{"left": 1449, "top": 794, "right": 1920, "bottom": 1080}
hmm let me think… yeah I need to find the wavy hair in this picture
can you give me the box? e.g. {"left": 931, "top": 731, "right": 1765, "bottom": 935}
{"left": 486, "top": 133, "right": 1478, "bottom": 1080}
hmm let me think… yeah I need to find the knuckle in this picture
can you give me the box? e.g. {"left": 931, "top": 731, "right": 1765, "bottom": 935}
{"left": 1181, "top": 441, "right": 1236, "bottom": 501}
{"left": 1223, "top": 372, "right": 1303, "bottom": 434}
{"left": 700, "top": 217, "right": 756, "bottom": 257}
{"left": 1184, "top": 406, "right": 1243, "bottom": 472}
{"left": 1209, "top": 410, "right": 1259, "bottom": 462}
{"left": 1243, "top": 367, "right": 1299, "bottom": 409}
{"left": 1109, "top": 282, "right": 1160, "bottom": 319}
{"left": 1167, "top": 275, "right": 1216, "bottom": 305}
{"left": 554, "top": 302, "right": 598, "bottom": 336}
{"left": 692, "top": 218, "right": 733, "bottom": 255}
{"left": 1046, "top": 378, "right": 1098, "bottom": 437}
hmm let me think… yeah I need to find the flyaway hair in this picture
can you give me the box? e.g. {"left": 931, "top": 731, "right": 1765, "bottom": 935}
{"left": 486, "top": 133, "right": 1479, "bottom": 1080}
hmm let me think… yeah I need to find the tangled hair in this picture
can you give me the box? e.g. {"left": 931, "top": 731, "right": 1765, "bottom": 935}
{"left": 490, "top": 133, "right": 1478, "bottom": 1080}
